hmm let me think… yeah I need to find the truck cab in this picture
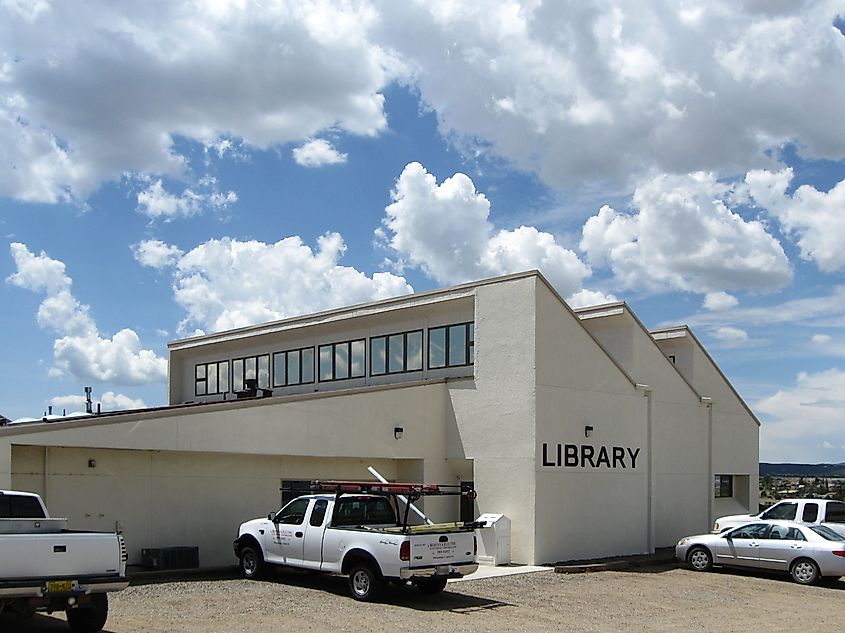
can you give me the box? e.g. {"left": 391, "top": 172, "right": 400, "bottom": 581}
{"left": 713, "top": 499, "right": 845, "bottom": 533}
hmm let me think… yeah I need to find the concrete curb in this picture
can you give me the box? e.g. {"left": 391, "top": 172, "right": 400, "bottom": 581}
{"left": 553, "top": 548, "right": 677, "bottom": 574}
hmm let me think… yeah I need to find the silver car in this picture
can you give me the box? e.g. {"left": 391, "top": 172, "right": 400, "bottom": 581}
{"left": 676, "top": 520, "right": 845, "bottom": 585}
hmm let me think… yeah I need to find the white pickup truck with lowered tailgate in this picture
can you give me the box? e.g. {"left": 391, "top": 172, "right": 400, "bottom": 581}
{"left": 234, "top": 480, "right": 479, "bottom": 601}
{"left": 0, "top": 490, "right": 128, "bottom": 633}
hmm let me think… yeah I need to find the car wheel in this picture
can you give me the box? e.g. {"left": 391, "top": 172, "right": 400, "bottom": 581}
{"left": 348, "top": 563, "right": 382, "bottom": 601}
{"left": 240, "top": 545, "right": 266, "bottom": 580}
{"left": 417, "top": 576, "right": 449, "bottom": 594}
{"left": 687, "top": 546, "right": 713, "bottom": 572}
{"left": 790, "top": 558, "right": 820, "bottom": 585}
{"left": 66, "top": 593, "right": 108, "bottom": 633}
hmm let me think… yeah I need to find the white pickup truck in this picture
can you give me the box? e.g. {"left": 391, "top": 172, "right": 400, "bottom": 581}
{"left": 0, "top": 490, "right": 128, "bottom": 633}
{"left": 234, "top": 480, "right": 479, "bottom": 601}
{"left": 713, "top": 498, "right": 845, "bottom": 533}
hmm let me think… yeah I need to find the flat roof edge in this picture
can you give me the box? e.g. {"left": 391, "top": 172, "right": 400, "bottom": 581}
{"left": 168, "top": 270, "right": 541, "bottom": 351}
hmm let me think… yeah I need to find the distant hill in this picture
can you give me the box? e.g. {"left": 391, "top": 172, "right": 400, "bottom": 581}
{"left": 760, "top": 463, "right": 845, "bottom": 477}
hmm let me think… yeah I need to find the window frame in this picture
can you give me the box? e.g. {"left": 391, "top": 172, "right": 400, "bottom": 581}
{"left": 318, "top": 338, "right": 366, "bottom": 382}
{"left": 427, "top": 321, "right": 474, "bottom": 370}
{"left": 714, "top": 474, "right": 733, "bottom": 499}
{"left": 370, "top": 329, "right": 424, "bottom": 376}
{"left": 231, "top": 354, "right": 270, "bottom": 392}
{"left": 194, "top": 360, "right": 230, "bottom": 397}
{"left": 272, "top": 346, "right": 315, "bottom": 388}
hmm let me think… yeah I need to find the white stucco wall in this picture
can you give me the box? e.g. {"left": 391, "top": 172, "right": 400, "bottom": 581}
{"left": 653, "top": 331, "right": 760, "bottom": 521}
{"left": 579, "top": 310, "right": 711, "bottom": 546}
{"left": 534, "top": 283, "right": 649, "bottom": 563}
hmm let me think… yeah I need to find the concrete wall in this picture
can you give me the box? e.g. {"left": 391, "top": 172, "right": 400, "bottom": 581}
{"left": 2, "top": 381, "right": 467, "bottom": 567}
{"left": 653, "top": 331, "right": 760, "bottom": 522}
{"left": 534, "top": 283, "right": 649, "bottom": 564}
{"left": 448, "top": 277, "right": 538, "bottom": 564}
{"left": 579, "top": 311, "right": 711, "bottom": 546}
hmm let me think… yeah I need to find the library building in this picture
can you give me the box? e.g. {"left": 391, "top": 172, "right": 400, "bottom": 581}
{"left": 0, "top": 271, "right": 758, "bottom": 566}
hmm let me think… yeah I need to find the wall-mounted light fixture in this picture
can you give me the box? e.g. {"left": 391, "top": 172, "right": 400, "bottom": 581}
{"left": 584, "top": 425, "right": 594, "bottom": 438}
{"left": 394, "top": 427, "right": 404, "bottom": 440}
{"left": 88, "top": 459, "right": 96, "bottom": 468}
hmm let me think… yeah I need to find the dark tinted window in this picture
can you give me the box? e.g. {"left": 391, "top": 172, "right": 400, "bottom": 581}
{"left": 310, "top": 499, "right": 328, "bottom": 527}
{"left": 277, "top": 499, "right": 309, "bottom": 525}
{"left": 333, "top": 497, "right": 396, "bottom": 527}
{"left": 763, "top": 502, "right": 798, "bottom": 521}
{"left": 802, "top": 503, "right": 819, "bottom": 522}
{"left": 826, "top": 502, "right": 845, "bottom": 523}
{"left": 0, "top": 494, "right": 46, "bottom": 518}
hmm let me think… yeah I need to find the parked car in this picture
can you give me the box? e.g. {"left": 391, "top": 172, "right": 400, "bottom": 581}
{"left": 234, "top": 480, "right": 479, "bottom": 601}
{"left": 676, "top": 520, "right": 845, "bottom": 585}
{"left": 712, "top": 499, "right": 845, "bottom": 533}
{"left": 0, "top": 490, "right": 128, "bottom": 633}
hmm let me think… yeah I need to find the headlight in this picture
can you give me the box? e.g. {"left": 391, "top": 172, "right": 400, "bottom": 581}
{"left": 677, "top": 538, "right": 688, "bottom": 546}
{"left": 713, "top": 522, "right": 720, "bottom": 531}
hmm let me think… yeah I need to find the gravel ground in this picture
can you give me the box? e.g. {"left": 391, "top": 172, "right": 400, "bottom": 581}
{"left": 3, "top": 564, "right": 842, "bottom": 633}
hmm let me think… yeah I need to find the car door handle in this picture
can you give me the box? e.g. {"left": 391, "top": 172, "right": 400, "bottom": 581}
{"left": 295, "top": 531, "right": 303, "bottom": 538}
{"left": 749, "top": 542, "right": 760, "bottom": 547}
{"left": 791, "top": 544, "right": 802, "bottom": 549}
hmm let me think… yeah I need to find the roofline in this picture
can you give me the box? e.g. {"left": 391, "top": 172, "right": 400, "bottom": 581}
{"left": 0, "top": 377, "right": 456, "bottom": 438}
{"left": 168, "top": 270, "right": 542, "bottom": 351}
{"left": 649, "top": 325, "right": 761, "bottom": 428}
{"left": 532, "top": 273, "right": 638, "bottom": 389}
{"left": 576, "top": 302, "right": 704, "bottom": 402}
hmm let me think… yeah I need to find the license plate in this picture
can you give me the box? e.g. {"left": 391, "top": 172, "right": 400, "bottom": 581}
{"left": 46, "top": 580, "right": 73, "bottom": 593}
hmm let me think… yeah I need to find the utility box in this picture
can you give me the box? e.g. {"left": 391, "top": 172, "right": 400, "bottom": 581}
{"left": 475, "top": 513, "right": 511, "bottom": 566}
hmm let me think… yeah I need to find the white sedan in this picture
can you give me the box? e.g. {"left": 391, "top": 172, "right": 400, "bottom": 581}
{"left": 676, "top": 521, "right": 845, "bottom": 585}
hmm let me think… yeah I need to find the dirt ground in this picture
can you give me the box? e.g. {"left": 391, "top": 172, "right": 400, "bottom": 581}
{"left": 3, "top": 564, "right": 842, "bottom": 633}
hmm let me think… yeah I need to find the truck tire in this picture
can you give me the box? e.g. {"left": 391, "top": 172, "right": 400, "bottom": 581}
{"left": 66, "top": 593, "right": 108, "bottom": 633}
{"left": 417, "top": 576, "right": 448, "bottom": 594}
{"left": 239, "top": 545, "right": 266, "bottom": 580}
{"left": 347, "top": 563, "right": 382, "bottom": 601}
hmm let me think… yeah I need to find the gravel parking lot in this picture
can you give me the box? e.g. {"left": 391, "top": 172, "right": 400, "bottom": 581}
{"left": 4, "top": 564, "right": 842, "bottom": 633}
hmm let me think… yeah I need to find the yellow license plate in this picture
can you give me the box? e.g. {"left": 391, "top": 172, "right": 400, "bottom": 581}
{"left": 46, "top": 580, "right": 73, "bottom": 593}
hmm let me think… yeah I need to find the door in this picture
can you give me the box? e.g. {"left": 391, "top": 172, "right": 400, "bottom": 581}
{"left": 265, "top": 498, "right": 309, "bottom": 566}
{"left": 301, "top": 499, "right": 329, "bottom": 570}
{"left": 719, "top": 523, "right": 769, "bottom": 567}
{"left": 756, "top": 525, "right": 807, "bottom": 571}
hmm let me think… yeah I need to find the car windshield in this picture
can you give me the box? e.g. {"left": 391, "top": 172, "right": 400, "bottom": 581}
{"left": 810, "top": 525, "right": 845, "bottom": 541}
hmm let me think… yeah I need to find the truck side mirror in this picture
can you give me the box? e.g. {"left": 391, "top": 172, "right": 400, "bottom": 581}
{"left": 267, "top": 512, "right": 276, "bottom": 522}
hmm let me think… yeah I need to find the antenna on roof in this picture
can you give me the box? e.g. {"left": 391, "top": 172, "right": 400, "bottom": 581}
{"left": 84, "top": 386, "right": 93, "bottom": 414}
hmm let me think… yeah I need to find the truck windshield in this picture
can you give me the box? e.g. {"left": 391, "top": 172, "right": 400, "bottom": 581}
{"left": 762, "top": 502, "right": 797, "bottom": 520}
{"left": 333, "top": 496, "right": 396, "bottom": 527}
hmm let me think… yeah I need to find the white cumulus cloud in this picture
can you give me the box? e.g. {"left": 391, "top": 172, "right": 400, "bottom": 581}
{"left": 0, "top": 0, "right": 398, "bottom": 202}
{"left": 746, "top": 168, "right": 845, "bottom": 273}
{"left": 704, "top": 291, "right": 739, "bottom": 311}
{"left": 292, "top": 139, "right": 348, "bottom": 167}
{"left": 379, "top": 162, "right": 594, "bottom": 300}
{"left": 580, "top": 172, "right": 792, "bottom": 295}
{"left": 50, "top": 391, "right": 146, "bottom": 413}
{"left": 756, "top": 369, "right": 845, "bottom": 462}
{"left": 376, "top": 1, "right": 845, "bottom": 190}
{"left": 132, "top": 240, "right": 184, "bottom": 270}
{"left": 7, "top": 243, "right": 167, "bottom": 384}
{"left": 710, "top": 326, "right": 749, "bottom": 346}
{"left": 137, "top": 233, "right": 414, "bottom": 333}
{"left": 136, "top": 178, "right": 237, "bottom": 220}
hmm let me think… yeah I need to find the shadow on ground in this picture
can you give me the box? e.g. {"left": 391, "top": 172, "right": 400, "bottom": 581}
{"left": 0, "top": 611, "right": 117, "bottom": 633}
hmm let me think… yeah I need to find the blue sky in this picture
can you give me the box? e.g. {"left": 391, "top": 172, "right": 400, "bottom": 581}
{"left": 1, "top": 1, "right": 844, "bottom": 463}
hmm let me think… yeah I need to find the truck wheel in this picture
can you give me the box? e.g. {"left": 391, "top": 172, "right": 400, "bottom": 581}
{"left": 417, "top": 576, "right": 448, "bottom": 594}
{"left": 348, "top": 564, "right": 382, "bottom": 601}
{"left": 66, "top": 593, "right": 108, "bottom": 633}
{"left": 240, "top": 545, "right": 266, "bottom": 580}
